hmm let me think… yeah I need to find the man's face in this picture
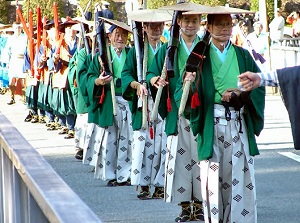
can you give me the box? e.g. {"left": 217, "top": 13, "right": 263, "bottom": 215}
{"left": 143, "top": 22, "right": 164, "bottom": 41}
{"left": 207, "top": 14, "right": 233, "bottom": 42}
{"left": 254, "top": 24, "right": 263, "bottom": 35}
{"left": 46, "top": 27, "right": 56, "bottom": 45}
{"left": 177, "top": 14, "right": 200, "bottom": 37}
{"left": 109, "top": 27, "right": 128, "bottom": 50}
{"left": 13, "top": 25, "right": 22, "bottom": 36}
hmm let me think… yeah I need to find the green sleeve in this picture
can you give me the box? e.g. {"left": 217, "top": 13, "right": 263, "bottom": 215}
{"left": 146, "top": 43, "right": 168, "bottom": 119}
{"left": 146, "top": 43, "right": 167, "bottom": 99}
{"left": 67, "top": 50, "right": 79, "bottom": 96}
{"left": 121, "top": 47, "right": 137, "bottom": 101}
{"left": 86, "top": 52, "right": 114, "bottom": 127}
{"left": 86, "top": 52, "right": 101, "bottom": 104}
{"left": 76, "top": 48, "right": 92, "bottom": 107}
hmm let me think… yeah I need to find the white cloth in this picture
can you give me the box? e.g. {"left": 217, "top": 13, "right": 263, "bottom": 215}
{"left": 164, "top": 117, "right": 202, "bottom": 203}
{"left": 130, "top": 97, "right": 167, "bottom": 187}
{"left": 94, "top": 96, "right": 132, "bottom": 183}
{"left": 74, "top": 113, "right": 88, "bottom": 149}
{"left": 200, "top": 104, "right": 257, "bottom": 223}
{"left": 246, "top": 32, "right": 268, "bottom": 56}
{"left": 82, "top": 123, "right": 101, "bottom": 166}
{"left": 5, "top": 34, "right": 27, "bottom": 79}
{"left": 269, "top": 16, "right": 285, "bottom": 42}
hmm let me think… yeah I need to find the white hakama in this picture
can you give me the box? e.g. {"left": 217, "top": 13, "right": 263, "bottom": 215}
{"left": 94, "top": 96, "right": 132, "bottom": 183}
{"left": 164, "top": 117, "right": 202, "bottom": 203}
{"left": 200, "top": 104, "right": 257, "bottom": 223}
{"left": 130, "top": 108, "right": 167, "bottom": 187}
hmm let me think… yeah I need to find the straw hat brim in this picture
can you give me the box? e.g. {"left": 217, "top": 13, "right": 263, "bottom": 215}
{"left": 127, "top": 9, "right": 172, "bottom": 22}
{"left": 0, "top": 27, "right": 14, "bottom": 32}
{"left": 72, "top": 17, "right": 94, "bottom": 27}
{"left": 182, "top": 6, "right": 255, "bottom": 15}
{"left": 0, "top": 24, "right": 12, "bottom": 31}
{"left": 0, "top": 24, "right": 11, "bottom": 29}
{"left": 158, "top": 2, "right": 214, "bottom": 12}
{"left": 98, "top": 17, "right": 132, "bottom": 33}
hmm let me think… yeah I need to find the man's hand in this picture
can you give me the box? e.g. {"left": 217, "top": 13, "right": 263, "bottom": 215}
{"left": 53, "top": 53, "right": 60, "bottom": 63}
{"left": 238, "top": 71, "right": 261, "bottom": 91}
{"left": 150, "top": 76, "right": 168, "bottom": 89}
{"left": 137, "top": 84, "right": 148, "bottom": 97}
{"left": 40, "top": 55, "right": 47, "bottom": 62}
{"left": 95, "top": 71, "right": 113, "bottom": 86}
{"left": 222, "top": 88, "right": 242, "bottom": 102}
{"left": 130, "top": 81, "right": 148, "bottom": 97}
{"left": 183, "top": 71, "right": 196, "bottom": 83}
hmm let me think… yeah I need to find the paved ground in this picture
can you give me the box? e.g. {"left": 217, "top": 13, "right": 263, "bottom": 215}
{"left": 1, "top": 89, "right": 300, "bottom": 223}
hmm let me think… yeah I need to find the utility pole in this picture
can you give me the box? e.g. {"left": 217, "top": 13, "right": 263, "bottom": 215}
{"left": 274, "top": 0, "right": 278, "bottom": 18}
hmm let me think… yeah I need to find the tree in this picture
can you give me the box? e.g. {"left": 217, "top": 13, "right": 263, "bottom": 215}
{"left": 0, "top": 0, "right": 8, "bottom": 24}
{"left": 148, "top": 0, "right": 226, "bottom": 9}
{"left": 251, "top": 0, "right": 282, "bottom": 22}
{"left": 148, "top": 0, "right": 177, "bottom": 9}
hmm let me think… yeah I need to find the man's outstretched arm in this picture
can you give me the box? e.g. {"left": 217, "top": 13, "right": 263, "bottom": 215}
{"left": 238, "top": 70, "right": 278, "bottom": 91}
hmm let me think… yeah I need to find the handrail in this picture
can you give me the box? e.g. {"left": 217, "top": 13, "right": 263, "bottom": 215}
{"left": 0, "top": 112, "right": 102, "bottom": 223}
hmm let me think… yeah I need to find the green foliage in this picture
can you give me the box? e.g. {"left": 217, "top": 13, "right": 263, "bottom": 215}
{"left": 194, "top": 0, "right": 226, "bottom": 6}
{"left": 251, "top": 0, "right": 281, "bottom": 21}
{"left": 76, "top": 0, "right": 93, "bottom": 17}
{"left": 148, "top": 0, "right": 226, "bottom": 9}
{"left": 148, "top": 0, "right": 177, "bottom": 9}
{"left": 22, "top": 0, "right": 65, "bottom": 22}
{"left": 250, "top": 0, "right": 259, "bottom": 11}
{"left": 0, "top": 0, "right": 7, "bottom": 24}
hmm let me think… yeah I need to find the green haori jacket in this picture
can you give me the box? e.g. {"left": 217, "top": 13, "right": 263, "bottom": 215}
{"left": 122, "top": 44, "right": 158, "bottom": 131}
{"left": 75, "top": 48, "right": 93, "bottom": 114}
{"left": 86, "top": 48, "right": 129, "bottom": 127}
{"left": 121, "top": 46, "right": 142, "bottom": 130}
{"left": 175, "top": 44, "right": 265, "bottom": 161}
{"left": 146, "top": 43, "right": 180, "bottom": 136}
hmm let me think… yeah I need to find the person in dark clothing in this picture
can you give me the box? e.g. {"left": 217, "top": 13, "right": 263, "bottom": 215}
{"left": 239, "top": 66, "right": 300, "bottom": 151}
{"left": 101, "top": 1, "right": 114, "bottom": 19}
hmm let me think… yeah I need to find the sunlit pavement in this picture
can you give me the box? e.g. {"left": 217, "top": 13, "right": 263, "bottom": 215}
{"left": 1, "top": 90, "right": 299, "bottom": 223}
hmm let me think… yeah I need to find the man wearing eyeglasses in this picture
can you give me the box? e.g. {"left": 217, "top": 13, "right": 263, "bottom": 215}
{"left": 176, "top": 13, "right": 265, "bottom": 223}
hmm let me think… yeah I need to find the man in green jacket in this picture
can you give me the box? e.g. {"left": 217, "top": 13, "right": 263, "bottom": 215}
{"left": 122, "top": 9, "right": 170, "bottom": 200}
{"left": 147, "top": 12, "right": 204, "bottom": 222}
{"left": 176, "top": 13, "right": 265, "bottom": 223}
{"left": 86, "top": 19, "right": 132, "bottom": 187}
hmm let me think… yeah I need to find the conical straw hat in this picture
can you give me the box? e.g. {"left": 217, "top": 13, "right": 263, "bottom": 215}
{"left": 72, "top": 17, "right": 94, "bottom": 27}
{"left": 159, "top": 2, "right": 214, "bottom": 12}
{"left": 183, "top": 5, "right": 254, "bottom": 15}
{"left": 127, "top": 9, "right": 172, "bottom": 22}
{"left": 98, "top": 17, "right": 132, "bottom": 33}
{"left": 0, "top": 26, "right": 14, "bottom": 32}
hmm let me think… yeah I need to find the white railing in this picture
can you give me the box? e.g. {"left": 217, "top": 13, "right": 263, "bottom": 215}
{"left": 270, "top": 37, "right": 300, "bottom": 70}
{"left": 0, "top": 112, "right": 102, "bottom": 223}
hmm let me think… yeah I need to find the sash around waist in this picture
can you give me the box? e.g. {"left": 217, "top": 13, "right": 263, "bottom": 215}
{"left": 214, "top": 104, "right": 243, "bottom": 119}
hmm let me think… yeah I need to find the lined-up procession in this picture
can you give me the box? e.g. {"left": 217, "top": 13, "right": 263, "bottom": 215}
{"left": 3, "top": 0, "right": 297, "bottom": 222}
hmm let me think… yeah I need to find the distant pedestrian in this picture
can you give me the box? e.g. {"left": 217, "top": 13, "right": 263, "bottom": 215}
{"left": 269, "top": 8, "right": 285, "bottom": 45}
{"left": 4, "top": 22, "right": 27, "bottom": 105}
{"left": 286, "top": 11, "right": 300, "bottom": 37}
{"left": 247, "top": 21, "right": 268, "bottom": 58}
